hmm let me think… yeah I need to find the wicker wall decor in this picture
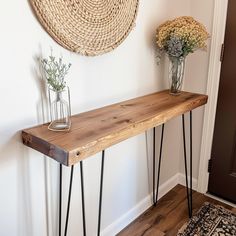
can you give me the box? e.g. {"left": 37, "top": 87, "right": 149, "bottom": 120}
{"left": 30, "top": 0, "right": 139, "bottom": 56}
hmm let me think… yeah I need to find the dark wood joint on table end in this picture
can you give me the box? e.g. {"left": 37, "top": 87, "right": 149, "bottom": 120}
{"left": 22, "top": 131, "right": 69, "bottom": 166}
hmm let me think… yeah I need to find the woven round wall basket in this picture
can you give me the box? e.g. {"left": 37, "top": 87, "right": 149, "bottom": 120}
{"left": 30, "top": 0, "right": 139, "bottom": 56}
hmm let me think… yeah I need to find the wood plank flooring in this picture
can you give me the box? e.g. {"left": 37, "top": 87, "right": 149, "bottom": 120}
{"left": 118, "top": 185, "right": 236, "bottom": 236}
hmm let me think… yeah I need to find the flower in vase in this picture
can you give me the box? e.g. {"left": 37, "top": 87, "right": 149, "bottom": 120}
{"left": 41, "top": 53, "right": 71, "bottom": 92}
{"left": 165, "top": 36, "right": 184, "bottom": 58}
{"left": 156, "top": 16, "right": 209, "bottom": 59}
{"left": 155, "top": 16, "right": 209, "bottom": 94}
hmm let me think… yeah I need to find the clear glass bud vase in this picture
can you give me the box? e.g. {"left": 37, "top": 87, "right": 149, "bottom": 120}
{"left": 48, "top": 88, "right": 71, "bottom": 131}
{"left": 168, "top": 56, "right": 185, "bottom": 95}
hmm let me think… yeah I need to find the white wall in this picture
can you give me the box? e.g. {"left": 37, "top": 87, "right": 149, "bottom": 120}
{"left": 0, "top": 0, "right": 213, "bottom": 235}
{"left": 179, "top": 0, "right": 215, "bottom": 179}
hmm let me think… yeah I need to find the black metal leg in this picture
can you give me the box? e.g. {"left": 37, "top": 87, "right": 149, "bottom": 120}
{"left": 155, "top": 124, "right": 165, "bottom": 204}
{"left": 97, "top": 150, "right": 105, "bottom": 236}
{"left": 182, "top": 114, "right": 192, "bottom": 218}
{"left": 64, "top": 165, "right": 74, "bottom": 236}
{"left": 59, "top": 164, "right": 62, "bottom": 236}
{"left": 153, "top": 124, "right": 165, "bottom": 206}
{"left": 80, "top": 162, "right": 87, "bottom": 236}
{"left": 189, "top": 111, "right": 193, "bottom": 215}
{"left": 153, "top": 127, "right": 156, "bottom": 205}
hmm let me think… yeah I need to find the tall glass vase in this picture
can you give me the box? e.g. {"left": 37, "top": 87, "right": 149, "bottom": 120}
{"left": 168, "top": 56, "right": 185, "bottom": 95}
{"left": 48, "top": 88, "right": 71, "bottom": 131}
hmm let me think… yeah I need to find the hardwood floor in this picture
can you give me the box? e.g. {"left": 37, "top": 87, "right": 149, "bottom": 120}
{"left": 118, "top": 185, "right": 236, "bottom": 236}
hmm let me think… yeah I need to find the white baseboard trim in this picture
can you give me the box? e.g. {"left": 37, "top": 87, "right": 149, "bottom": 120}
{"left": 101, "top": 193, "right": 151, "bottom": 236}
{"left": 101, "top": 173, "right": 181, "bottom": 236}
{"left": 178, "top": 173, "right": 198, "bottom": 191}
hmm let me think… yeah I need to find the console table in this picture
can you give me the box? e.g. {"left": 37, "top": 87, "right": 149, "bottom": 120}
{"left": 22, "top": 90, "right": 208, "bottom": 236}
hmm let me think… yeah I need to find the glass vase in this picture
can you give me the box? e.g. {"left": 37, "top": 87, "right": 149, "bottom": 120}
{"left": 168, "top": 56, "right": 185, "bottom": 95}
{"left": 48, "top": 88, "right": 71, "bottom": 131}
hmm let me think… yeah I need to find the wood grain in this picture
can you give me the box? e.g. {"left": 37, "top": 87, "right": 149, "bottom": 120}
{"left": 118, "top": 185, "right": 235, "bottom": 236}
{"left": 22, "top": 90, "right": 208, "bottom": 166}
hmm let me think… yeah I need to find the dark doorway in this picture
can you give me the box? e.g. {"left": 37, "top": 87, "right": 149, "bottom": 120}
{"left": 208, "top": 0, "right": 236, "bottom": 203}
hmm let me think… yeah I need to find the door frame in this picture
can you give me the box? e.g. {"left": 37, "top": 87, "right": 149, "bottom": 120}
{"left": 197, "top": 0, "right": 229, "bottom": 194}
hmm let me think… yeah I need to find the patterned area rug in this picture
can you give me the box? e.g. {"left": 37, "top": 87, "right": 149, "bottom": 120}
{"left": 178, "top": 202, "right": 236, "bottom": 236}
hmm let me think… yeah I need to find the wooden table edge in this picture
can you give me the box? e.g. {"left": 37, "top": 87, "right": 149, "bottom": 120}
{"left": 21, "top": 91, "right": 208, "bottom": 166}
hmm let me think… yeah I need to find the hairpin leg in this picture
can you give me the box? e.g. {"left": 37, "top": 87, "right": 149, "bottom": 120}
{"left": 97, "top": 150, "right": 105, "bottom": 236}
{"left": 182, "top": 114, "right": 192, "bottom": 218}
{"left": 189, "top": 111, "right": 193, "bottom": 216}
{"left": 153, "top": 127, "right": 156, "bottom": 205}
{"left": 155, "top": 124, "right": 165, "bottom": 204}
{"left": 64, "top": 165, "right": 74, "bottom": 236}
{"left": 80, "top": 162, "right": 87, "bottom": 236}
{"left": 59, "top": 164, "right": 62, "bottom": 236}
{"left": 153, "top": 124, "right": 165, "bottom": 206}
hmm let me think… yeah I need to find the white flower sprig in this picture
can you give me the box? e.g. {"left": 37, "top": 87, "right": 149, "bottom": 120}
{"left": 41, "top": 54, "right": 71, "bottom": 92}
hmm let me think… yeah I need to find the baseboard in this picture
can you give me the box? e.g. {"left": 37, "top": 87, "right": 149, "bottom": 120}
{"left": 178, "top": 173, "right": 198, "bottom": 190}
{"left": 102, "top": 173, "right": 198, "bottom": 236}
{"left": 101, "top": 173, "right": 180, "bottom": 236}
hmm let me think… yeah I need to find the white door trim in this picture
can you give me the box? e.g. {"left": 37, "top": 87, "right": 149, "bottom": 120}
{"left": 197, "top": 0, "right": 228, "bottom": 194}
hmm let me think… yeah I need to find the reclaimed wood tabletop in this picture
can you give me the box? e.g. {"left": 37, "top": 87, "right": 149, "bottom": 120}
{"left": 22, "top": 90, "right": 208, "bottom": 166}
